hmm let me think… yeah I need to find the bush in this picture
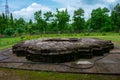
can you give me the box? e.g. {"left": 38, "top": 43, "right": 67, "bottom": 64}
{"left": 3, "top": 28, "right": 15, "bottom": 36}
{"left": 15, "top": 27, "right": 25, "bottom": 35}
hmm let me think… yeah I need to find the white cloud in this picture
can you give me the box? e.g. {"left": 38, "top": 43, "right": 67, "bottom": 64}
{"left": 11, "top": 0, "right": 119, "bottom": 21}
{"left": 13, "top": 3, "right": 51, "bottom": 20}
{"left": 105, "top": 0, "right": 118, "bottom": 3}
{"left": 53, "top": 0, "right": 107, "bottom": 20}
{"left": 58, "top": 8, "right": 66, "bottom": 11}
{"left": 83, "top": 4, "right": 107, "bottom": 19}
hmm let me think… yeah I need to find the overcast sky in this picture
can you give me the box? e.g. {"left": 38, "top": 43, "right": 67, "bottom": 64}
{"left": 0, "top": 0, "right": 119, "bottom": 21}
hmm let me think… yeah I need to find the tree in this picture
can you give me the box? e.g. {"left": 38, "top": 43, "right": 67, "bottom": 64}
{"left": 90, "top": 7, "right": 110, "bottom": 32}
{"left": 29, "top": 19, "right": 33, "bottom": 24}
{"left": 3, "top": 28, "right": 14, "bottom": 36}
{"left": 111, "top": 3, "right": 120, "bottom": 32}
{"left": 0, "top": 14, "right": 3, "bottom": 34}
{"left": 34, "top": 10, "right": 45, "bottom": 33}
{"left": 43, "top": 11, "right": 53, "bottom": 32}
{"left": 9, "top": 13, "right": 14, "bottom": 25}
{"left": 72, "top": 8, "right": 85, "bottom": 32}
{"left": 14, "top": 18, "right": 26, "bottom": 35}
{"left": 0, "top": 13, "right": 8, "bottom": 34}
{"left": 44, "top": 11, "right": 53, "bottom": 21}
{"left": 9, "top": 13, "right": 15, "bottom": 30}
{"left": 55, "top": 9, "right": 70, "bottom": 33}
{"left": 101, "top": 8, "right": 113, "bottom": 32}
{"left": 26, "top": 19, "right": 38, "bottom": 34}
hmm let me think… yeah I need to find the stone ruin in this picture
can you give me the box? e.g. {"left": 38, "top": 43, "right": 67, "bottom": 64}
{"left": 12, "top": 38, "right": 114, "bottom": 63}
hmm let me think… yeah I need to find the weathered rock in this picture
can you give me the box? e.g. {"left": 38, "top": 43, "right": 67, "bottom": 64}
{"left": 12, "top": 38, "right": 114, "bottom": 63}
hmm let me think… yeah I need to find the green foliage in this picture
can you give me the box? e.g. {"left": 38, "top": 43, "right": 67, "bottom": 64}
{"left": 34, "top": 10, "right": 45, "bottom": 33}
{"left": 3, "top": 28, "right": 14, "bottom": 36}
{"left": 26, "top": 23, "right": 38, "bottom": 34}
{"left": 111, "top": 3, "right": 120, "bottom": 32}
{"left": 15, "top": 27, "right": 25, "bottom": 35}
{"left": 55, "top": 9, "right": 70, "bottom": 32}
{"left": 89, "top": 7, "right": 110, "bottom": 31}
{"left": 0, "top": 13, "right": 7, "bottom": 34}
{"left": 9, "top": 13, "right": 14, "bottom": 27}
{"left": 43, "top": 11, "right": 53, "bottom": 33}
{"left": 0, "top": 68, "right": 120, "bottom": 80}
{"left": 0, "top": 3, "right": 120, "bottom": 36}
{"left": 29, "top": 19, "right": 33, "bottom": 24}
{"left": 44, "top": 11, "right": 53, "bottom": 21}
{"left": 72, "top": 8, "right": 85, "bottom": 32}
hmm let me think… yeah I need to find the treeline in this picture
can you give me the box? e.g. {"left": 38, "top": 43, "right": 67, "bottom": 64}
{"left": 0, "top": 3, "right": 120, "bottom": 36}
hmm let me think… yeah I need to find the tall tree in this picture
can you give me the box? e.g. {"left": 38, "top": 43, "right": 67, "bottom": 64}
{"left": 29, "top": 19, "right": 33, "bottom": 24}
{"left": 111, "top": 3, "right": 120, "bottom": 32}
{"left": 44, "top": 11, "right": 53, "bottom": 32}
{"left": 14, "top": 18, "right": 26, "bottom": 35}
{"left": 9, "top": 13, "right": 14, "bottom": 28}
{"left": 0, "top": 13, "right": 7, "bottom": 34}
{"left": 90, "top": 7, "right": 110, "bottom": 31}
{"left": 55, "top": 9, "right": 70, "bottom": 33}
{"left": 34, "top": 10, "right": 45, "bottom": 33}
{"left": 0, "top": 14, "right": 3, "bottom": 34}
{"left": 26, "top": 19, "right": 36, "bottom": 34}
{"left": 44, "top": 11, "right": 53, "bottom": 21}
{"left": 3, "top": 13, "right": 15, "bottom": 36}
{"left": 72, "top": 8, "right": 85, "bottom": 32}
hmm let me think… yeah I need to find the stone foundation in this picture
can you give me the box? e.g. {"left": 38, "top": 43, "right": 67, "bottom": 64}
{"left": 12, "top": 38, "right": 114, "bottom": 63}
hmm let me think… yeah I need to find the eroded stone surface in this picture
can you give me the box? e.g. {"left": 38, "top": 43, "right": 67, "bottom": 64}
{"left": 12, "top": 38, "right": 114, "bottom": 63}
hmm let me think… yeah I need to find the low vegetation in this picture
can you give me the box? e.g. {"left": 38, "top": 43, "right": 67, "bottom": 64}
{"left": 0, "top": 33, "right": 120, "bottom": 50}
{"left": 0, "top": 68, "right": 120, "bottom": 80}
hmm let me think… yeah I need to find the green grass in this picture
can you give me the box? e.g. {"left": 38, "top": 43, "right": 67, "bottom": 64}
{"left": 0, "top": 33, "right": 120, "bottom": 50}
{"left": 0, "top": 68, "right": 120, "bottom": 80}
{"left": 0, "top": 33, "right": 120, "bottom": 80}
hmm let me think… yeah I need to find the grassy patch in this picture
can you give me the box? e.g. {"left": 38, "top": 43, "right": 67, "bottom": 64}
{"left": 0, "top": 33, "right": 120, "bottom": 50}
{"left": 0, "top": 68, "right": 120, "bottom": 80}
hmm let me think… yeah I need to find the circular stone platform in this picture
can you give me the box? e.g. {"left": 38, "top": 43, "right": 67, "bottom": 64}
{"left": 12, "top": 38, "right": 114, "bottom": 63}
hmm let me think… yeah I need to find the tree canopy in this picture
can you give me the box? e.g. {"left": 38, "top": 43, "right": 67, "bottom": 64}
{"left": 0, "top": 3, "right": 120, "bottom": 36}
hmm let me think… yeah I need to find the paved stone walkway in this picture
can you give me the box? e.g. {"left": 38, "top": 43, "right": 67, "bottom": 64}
{"left": 0, "top": 47, "right": 120, "bottom": 74}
